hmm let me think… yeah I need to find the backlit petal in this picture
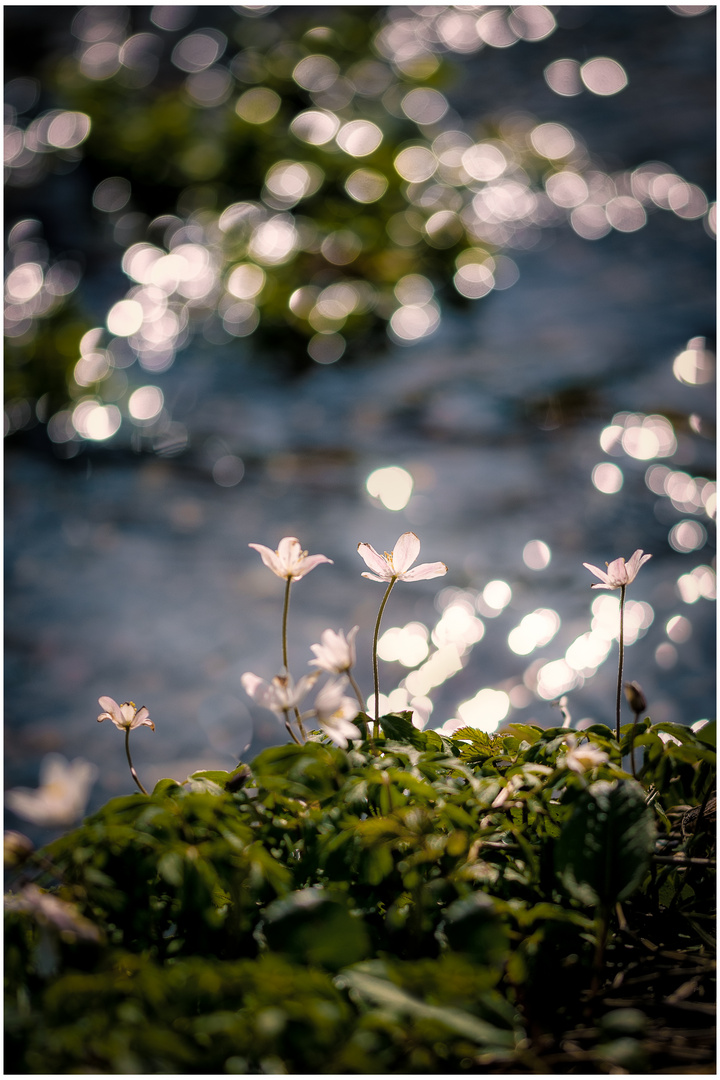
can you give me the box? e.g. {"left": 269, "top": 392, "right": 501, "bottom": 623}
{"left": 357, "top": 542, "right": 392, "bottom": 577}
{"left": 583, "top": 562, "right": 611, "bottom": 585}
{"left": 241, "top": 672, "right": 266, "bottom": 700}
{"left": 248, "top": 543, "right": 285, "bottom": 578}
{"left": 277, "top": 536, "right": 302, "bottom": 568}
{"left": 605, "top": 557, "right": 628, "bottom": 585}
{"left": 626, "top": 549, "right": 651, "bottom": 581}
{"left": 400, "top": 560, "right": 448, "bottom": 582}
{"left": 130, "top": 706, "right": 154, "bottom": 731}
{"left": 97, "top": 696, "right": 123, "bottom": 725}
{"left": 292, "top": 553, "right": 333, "bottom": 580}
{"left": 392, "top": 532, "right": 421, "bottom": 574}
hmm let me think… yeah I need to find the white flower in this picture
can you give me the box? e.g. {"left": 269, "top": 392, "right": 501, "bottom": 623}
{"left": 5, "top": 754, "right": 98, "bottom": 827}
{"left": 309, "top": 626, "right": 359, "bottom": 674}
{"left": 313, "top": 677, "right": 362, "bottom": 748}
{"left": 491, "top": 773, "right": 525, "bottom": 808}
{"left": 490, "top": 764, "right": 552, "bottom": 807}
{"left": 5, "top": 885, "right": 102, "bottom": 942}
{"left": 357, "top": 532, "right": 448, "bottom": 584}
{"left": 241, "top": 670, "right": 319, "bottom": 715}
{"left": 97, "top": 697, "right": 155, "bottom": 731}
{"left": 583, "top": 549, "right": 652, "bottom": 590}
{"left": 558, "top": 736, "right": 609, "bottom": 774}
{"left": 249, "top": 536, "right": 333, "bottom": 581}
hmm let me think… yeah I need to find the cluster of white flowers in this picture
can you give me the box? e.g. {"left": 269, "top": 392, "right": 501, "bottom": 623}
{"left": 241, "top": 531, "right": 447, "bottom": 747}
{"left": 4, "top": 540, "right": 654, "bottom": 827}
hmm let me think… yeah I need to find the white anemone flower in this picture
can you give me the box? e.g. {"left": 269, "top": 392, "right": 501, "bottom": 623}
{"left": 309, "top": 626, "right": 359, "bottom": 674}
{"left": 5, "top": 885, "right": 102, "bottom": 942}
{"left": 249, "top": 536, "right": 333, "bottom": 581}
{"left": 97, "top": 697, "right": 155, "bottom": 731}
{"left": 558, "top": 735, "right": 609, "bottom": 774}
{"left": 241, "top": 670, "right": 319, "bottom": 715}
{"left": 583, "top": 549, "right": 652, "bottom": 590}
{"left": 5, "top": 754, "right": 98, "bottom": 827}
{"left": 313, "top": 677, "right": 362, "bottom": 748}
{"left": 357, "top": 532, "right": 448, "bottom": 583}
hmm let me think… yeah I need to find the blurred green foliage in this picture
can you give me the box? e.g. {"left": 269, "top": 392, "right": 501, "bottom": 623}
{"left": 5, "top": 715, "right": 715, "bottom": 1073}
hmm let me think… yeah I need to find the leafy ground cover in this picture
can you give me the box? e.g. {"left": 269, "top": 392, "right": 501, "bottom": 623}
{"left": 5, "top": 712, "right": 715, "bottom": 1074}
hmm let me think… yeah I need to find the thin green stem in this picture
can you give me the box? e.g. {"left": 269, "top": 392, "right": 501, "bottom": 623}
{"left": 125, "top": 728, "right": 148, "bottom": 795}
{"left": 630, "top": 710, "right": 639, "bottom": 778}
{"left": 282, "top": 576, "right": 292, "bottom": 670}
{"left": 282, "top": 575, "right": 304, "bottom": 736}
{"left": 347, "top": 670, "right": 365, "bottom": 712}
{"left": 284, "top": 716, "right": 301, "bottom": 745}
{"left": 372, "top": 578, "right": 397, "bottom": 737}
{"left": 347, "top": 670, "right": 368, "bottom": 740}
{"left": 615, "top": 584, "right": 626, "bottom": 742}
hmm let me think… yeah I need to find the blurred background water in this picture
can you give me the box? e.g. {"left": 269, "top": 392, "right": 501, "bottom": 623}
{"left": 4, "top": 5, "right": 716, "bottom": 838}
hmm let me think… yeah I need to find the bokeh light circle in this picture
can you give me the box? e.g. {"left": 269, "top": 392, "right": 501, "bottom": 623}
{"left": 580, "top": 57, "right": 628, "bottom": 95}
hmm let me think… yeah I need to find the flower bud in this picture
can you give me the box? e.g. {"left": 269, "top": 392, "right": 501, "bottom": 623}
{"left": 4, "top": 830, "right": 34, "bottom": 869}
{"left": 624, "top": 681, "right": 647, "bottom": 716}
{"left": 225, "top": 765, "right": 252, "bottom": 792}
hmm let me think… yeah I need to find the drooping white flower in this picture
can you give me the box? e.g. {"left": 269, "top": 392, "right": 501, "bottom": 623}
{"left": 313, "top": 677, "right": 362, "bottom": 748}
{"left": 249, "top": 536, "right": 333, "bottom": 581}
{"left": 241, "top": 670, "right": 319, "bottom": 715}
{"left": 583, "top": 549, "right": 652, "bottom": 590}
{"left": 97, "top": 697, "right": 155, "bottom": 731}
{"left": 309, "top": 626, "right": 359, "bottom": 674}
{"left": 558, "top": 735, "right": 609, "bottom": 774}
{"left": 357, "top": 532, "right": 448, "bottom": 584}
{"left": 5, "top": 885, "right": 102, "bottom": 942}
{"left": 5, "top": 754, "right": 98, "bottom": 827}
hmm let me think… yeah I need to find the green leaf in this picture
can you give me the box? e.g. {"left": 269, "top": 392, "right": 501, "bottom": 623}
{"left": 441, "top": 892, "right": 510, "bottom": 964}
{"left": 184, "top": 772, "right": 226, "bottom": 794}
{"left": 554, "top": 779, "right": 656, "bottom": 907}
{"left": 261, "top": 888, "right": 370, "bottom": 970}
{"left": 152, "top": 778, "right": 184, "bottom": 797}
{"left": 339, "top": 965, "right": 515, "bottom": 1047}
{"left": 187, "top": 770, "right": 230, "bottom": 785}
{"left": 378, "top": 711, "right": 426, "bottom": 748}
{"left": 158, "top": 852, "right": 184, "bottom": 887}
{"left": 505, "top": 724, "right": 543, "bottom": 745}
{"left": 693, "top": 720, "right": 716, "bottom": 748}
{"left": 449, "top": 725, "right": 494, "bottom": 748}
{"left": 578, "top": 724, "right": 616, "bottom": 740}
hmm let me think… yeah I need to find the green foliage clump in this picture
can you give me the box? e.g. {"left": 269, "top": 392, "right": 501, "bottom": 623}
{"left": 5, "top": 716, "right": 716, "bottom": 1073}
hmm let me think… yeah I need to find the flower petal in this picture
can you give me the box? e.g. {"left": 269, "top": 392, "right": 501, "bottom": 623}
{"left": 129, "top": 706, "right": 154, "bottom": 731}
{"left": 97, "top": 696, "right": 125, "bottom": 726}
{"left": 319, "top": 716, "right": 361, "bottom": 748}
{"left": 277, "top": 536, "right": 302, "bottom": 568}
{"left": 241, "top": 672, "right": 266, "bottom": 701}
{"left": 392, "top": 532, "right": 421, "bottom": 575}
{"left": 357, "top": 542, "right": 392, "bottom": 578}
{"left": 248, "top": 543, "right": 284, "bottom": 578}
{"left": 98, "top": 695, "right": 121, "bottom": 720}
{"left": 583, "top": 562, "right": 611, "bottom": 585}
{"left": 294, "top": 671, "right": 321, "bottom": 701}
{"left": 605, "top": 557, "right": 629, "bottom": 586}
{"left": 292, "top": 553, "right": 333, "bottom": 580}
{"left": 400, "top": 560, "right": 448, "bottom": 582}
{"left": 626, "top": 549, "right": 652, "bottom": 581}
{"left": 361, "top": 571, "right": 390, "bottom": 583}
